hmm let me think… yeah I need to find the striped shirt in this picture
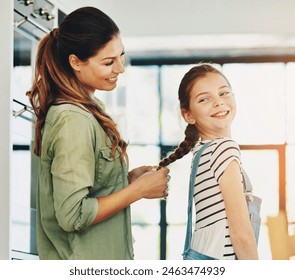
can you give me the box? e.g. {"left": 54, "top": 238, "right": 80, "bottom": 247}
{"left": 190, "top": 138, "right": 241, "bottom": 260}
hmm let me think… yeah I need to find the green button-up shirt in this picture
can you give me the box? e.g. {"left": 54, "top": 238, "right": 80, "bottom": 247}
{"left": 36, "top": 101, "right": 134, "bottom": 260}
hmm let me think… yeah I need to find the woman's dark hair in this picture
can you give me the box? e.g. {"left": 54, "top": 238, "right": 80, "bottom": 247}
{"left": 159, "top": 63, "right": 231, "bottom": 167}
{"left": 27, "top": 7, "right": 127, "bottom": 162}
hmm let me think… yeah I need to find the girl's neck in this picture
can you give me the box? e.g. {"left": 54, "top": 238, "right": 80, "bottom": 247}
{"left": 199, "top": 131, "right": 231, "bottom": 142}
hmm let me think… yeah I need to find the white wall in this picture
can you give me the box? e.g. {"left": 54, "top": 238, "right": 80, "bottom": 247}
{"left": 51, "top": 0, "right": 295, "bottom": 58}
{"left": 0, "top": 0, "right": 13, "bottom": 260}
{"left": 56, "top": 0, "right": 295, "bottom": 36}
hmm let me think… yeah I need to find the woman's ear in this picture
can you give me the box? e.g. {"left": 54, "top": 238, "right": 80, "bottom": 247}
{"left": 181, "top": 109, "right": 195, "bottom": 125}
{"left": 68, "top": 54, "right": 81, "bottom": 71}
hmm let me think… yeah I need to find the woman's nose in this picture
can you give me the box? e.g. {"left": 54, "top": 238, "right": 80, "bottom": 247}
{"left": 113, "top": 59, "right": 125, "bottom": 74}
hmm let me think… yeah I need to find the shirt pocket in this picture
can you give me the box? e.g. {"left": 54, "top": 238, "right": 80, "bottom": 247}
{"left": 95, "top": 146, "right": 123, "bottom": 191}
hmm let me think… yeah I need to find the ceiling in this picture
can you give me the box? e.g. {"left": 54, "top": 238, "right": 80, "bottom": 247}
{"left": 38, "top": 0, "right": 295, "bottom": 62}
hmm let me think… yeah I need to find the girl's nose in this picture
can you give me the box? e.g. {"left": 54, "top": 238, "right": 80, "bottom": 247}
{"left": 213, "top": 97, "right": 224, "bottom": 107}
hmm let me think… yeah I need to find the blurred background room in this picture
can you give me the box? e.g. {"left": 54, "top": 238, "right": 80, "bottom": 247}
{"left": 1, "top": 0, "right": 295, "bottom": 260}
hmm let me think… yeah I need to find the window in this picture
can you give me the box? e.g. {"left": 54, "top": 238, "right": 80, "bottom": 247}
{"left": 222, "top": 63, "right": 286, "bottom": 144}
{"left": 107, "top": 61, "right": 294, "bottom": 260}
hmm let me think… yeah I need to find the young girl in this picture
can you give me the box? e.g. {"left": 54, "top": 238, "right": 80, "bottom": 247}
{"left": 27, "top": 7, "right": 169, "bottom": 260}
{"left": 159, "top": 63, "right": 258, "bottom": 260}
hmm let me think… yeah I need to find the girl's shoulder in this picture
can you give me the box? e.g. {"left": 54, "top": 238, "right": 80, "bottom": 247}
{"left": 211, "top": 137, "right": 240, "bottom": 151}
{"left": 195, "top": 137, "right": 239, "bottom": 150}
{"left": 194, "top": 137, "right": 240, "bottom": 157}
{"left": 193, "top": 138, "right": 240, "bottom": 157}
{"left": 209, "top": 137, "right": 241, "bottom": 160}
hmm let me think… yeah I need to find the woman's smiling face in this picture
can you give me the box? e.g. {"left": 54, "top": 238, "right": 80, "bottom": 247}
{"left": 71, "top": 35, "right": 125, "bottom": 93}
{"left": 182, "top": 72, "right": 236, "bottom": 139}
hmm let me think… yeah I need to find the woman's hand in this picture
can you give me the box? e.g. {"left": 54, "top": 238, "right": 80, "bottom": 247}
{"left": 93, "top": 166, "right": 170, "bottom": 224}
{"left": 132, "top": 167, "right": 170, "bottom": 199}
{"left": 128, "top": 166, "right": 153, "bottom": 183}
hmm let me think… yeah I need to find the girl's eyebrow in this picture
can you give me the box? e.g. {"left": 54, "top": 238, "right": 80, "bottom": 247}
{"left": 195, "top": 85, "right": 230, "bottom": 98}
{"left": 219, "top": 85, "right": 230, "bottom": 90}
{"left": 195, "top": 92, "right": 209, "bottom": 98}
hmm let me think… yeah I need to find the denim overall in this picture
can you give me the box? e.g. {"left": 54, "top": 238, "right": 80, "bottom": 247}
{"left": 182, "top": 142, "right": 261, "bottom": 260}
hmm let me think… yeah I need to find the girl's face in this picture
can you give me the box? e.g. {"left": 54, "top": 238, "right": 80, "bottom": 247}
{"left": 182, "top": 72, "right": 236, "bottom": 139}
{"left": 70, "top": 35, "right": 125, "bottom": 93}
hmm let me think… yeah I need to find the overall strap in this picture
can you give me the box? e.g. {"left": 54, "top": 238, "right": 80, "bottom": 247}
{"left": 183, "top": 142, "right": 211, "bottom": 255}
{"left": 242, "top": 169, "right": 253, "bottom": 192}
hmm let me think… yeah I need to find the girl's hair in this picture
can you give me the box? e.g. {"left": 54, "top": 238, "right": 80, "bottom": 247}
{"left": 27, "top": 7, "right": 127, "bottom": 162}
{"left": 159, "top": 63, "right": 231, "bottom": 167}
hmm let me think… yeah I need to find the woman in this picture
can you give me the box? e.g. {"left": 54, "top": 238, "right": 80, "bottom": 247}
{"left": 27, "top": 6, "right": 169, "bottom": 260}
{"left": 159, "top": 63, "right": 258, "bottom": 260}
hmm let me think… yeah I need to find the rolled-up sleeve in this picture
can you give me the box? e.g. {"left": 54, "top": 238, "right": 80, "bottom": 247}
{"left": 50, "top": 111, "right": 98, "bottom": 232}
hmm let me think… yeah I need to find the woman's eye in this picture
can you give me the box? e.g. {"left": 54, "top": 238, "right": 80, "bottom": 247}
{"left": 105, "top": 60, "right": 114, "bottom": 66}
{"left": 120, "top": 56, "right": 125, "bottom": 65}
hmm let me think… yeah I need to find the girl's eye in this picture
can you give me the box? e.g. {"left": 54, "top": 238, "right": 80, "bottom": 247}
{"left": 220, "top": 91, "right": 230, "bottom": 96}
{"left": 198, "top": 97, "right": 209, "bottom": 103}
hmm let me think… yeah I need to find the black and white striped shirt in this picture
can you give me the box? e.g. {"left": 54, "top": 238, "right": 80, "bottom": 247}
{"left": 190, "top": 138, "right": 241, "bottom": 260}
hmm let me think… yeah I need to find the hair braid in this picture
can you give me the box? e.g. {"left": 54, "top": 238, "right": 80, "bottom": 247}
{"left": 159, "top": 124, "right": 199, "bottom": 167}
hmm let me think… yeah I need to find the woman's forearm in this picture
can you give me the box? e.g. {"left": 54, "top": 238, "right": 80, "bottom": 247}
{"left": 92, "top": 182, "right": 142, "bottom": 224}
